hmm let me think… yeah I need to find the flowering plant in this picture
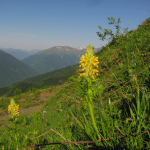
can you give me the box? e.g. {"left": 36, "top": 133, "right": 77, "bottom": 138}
{"left": 79, "top": 45, "right": 99, "bottom": 80}
{"left": 8, "top": 98, "right": 19, "bottom": 118}
{"left": 78, "top": 45, "right": 101, "bottom": 140}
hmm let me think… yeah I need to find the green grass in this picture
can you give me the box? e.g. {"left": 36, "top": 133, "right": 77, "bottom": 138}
{"left": 0, "top": 17, "right": 150, "bottom": 149}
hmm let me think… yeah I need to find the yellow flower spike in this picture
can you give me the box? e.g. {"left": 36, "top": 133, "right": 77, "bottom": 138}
{"left": 8, "top": 98, "right": 19, "bottom": 118}
{"left": 78, "top": 45, "right": 101, "bottom": 140}
{"left": 78, "top": 45, "right": 99, "bottom": 80}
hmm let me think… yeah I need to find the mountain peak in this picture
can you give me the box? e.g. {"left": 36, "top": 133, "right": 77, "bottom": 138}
{"left": 58, "top": 45, "right": 70, "bottom": 47}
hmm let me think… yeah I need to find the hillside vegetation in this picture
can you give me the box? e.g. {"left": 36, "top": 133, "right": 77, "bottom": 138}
{"left": 0, "top": 17, "right": 150, "bottom": 149}
{"left": 0, "top": 50, "right": 38, "bottom": 88}
{"left": 0, "top": 64, "right": 79, "bottom": 97}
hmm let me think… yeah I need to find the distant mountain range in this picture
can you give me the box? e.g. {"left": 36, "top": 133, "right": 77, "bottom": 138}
{"left": 22, "top": 45, "right": 102, "bottom": 74}
{"left": 0, "top": 49, "right": 39, "bottom": 88}
{"left": 22, "top": 46, "right": 82, "bottom": 74}
{"left": 0, "top": 48, "right": 42, "bottom": 60}
{"left": 0, "top": 47, "right": 101, "bottom": 61}
{"left": 0, "top": 45, "right": 102, "bottom": 88}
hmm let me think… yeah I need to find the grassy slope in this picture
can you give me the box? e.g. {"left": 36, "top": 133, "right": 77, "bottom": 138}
{"left": 0, "top": 17, "right": 150, "bottom": 149}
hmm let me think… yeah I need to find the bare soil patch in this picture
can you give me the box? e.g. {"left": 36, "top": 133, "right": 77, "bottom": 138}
{"left": 0, "top": 86, "right": 62, "bottom": 124}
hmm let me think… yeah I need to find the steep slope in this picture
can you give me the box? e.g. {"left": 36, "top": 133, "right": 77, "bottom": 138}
{"left": 22, "top": 45, "right": 86, "bottom": 74}
{"left": 0, "top": 50, "right": 39, "bottom": 88}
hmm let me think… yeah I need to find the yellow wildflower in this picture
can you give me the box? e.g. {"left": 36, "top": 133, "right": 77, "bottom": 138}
{"left": 79, "top": 73, "right": 85, "bottom": 78}
{"left": 94, "top": 56, "right": 98, "bottom": 61}
{"left": 93, "top": 69, "right": 99, "bottom": 75}
{"left": 92, "top": 75, "right": 95, "bottom": 79}
{"left": 80, "top": 55, "right": 86, "bottom": 62}
{"left": 8, "top": 98, "right": 19, "bottom": 118}
{"left": 80, "top": 62, "right": 85, "bottom": 67}
{"left": 82, "top": 66, "right": 86, "bottom": 71}
{"left": 78, "top": 45, "right": 99, "bottom": 80}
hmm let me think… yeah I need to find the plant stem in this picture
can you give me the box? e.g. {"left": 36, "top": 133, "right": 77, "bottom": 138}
{"left": 87, "top": 80, "right": 101, "bottom": 140}
{"left": 134, "top": 75, "right": 140, "bottom": 120}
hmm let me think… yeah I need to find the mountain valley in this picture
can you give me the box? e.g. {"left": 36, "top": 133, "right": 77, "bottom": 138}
{"left": 0, "top": 50, "right": 39, "bottom": 88}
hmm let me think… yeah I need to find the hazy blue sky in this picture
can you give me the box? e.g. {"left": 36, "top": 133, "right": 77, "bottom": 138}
{"left": 0, "top": 0, "right": 150, "bottom": 50}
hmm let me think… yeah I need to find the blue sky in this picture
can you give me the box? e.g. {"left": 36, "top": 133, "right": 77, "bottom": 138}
{"left": 0, "top": 0, "right": 150, "bottom": 50}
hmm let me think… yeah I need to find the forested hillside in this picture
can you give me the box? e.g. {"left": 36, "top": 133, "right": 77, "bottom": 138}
{"left": 0, "top": 50, "right": 39, "bottom": 88}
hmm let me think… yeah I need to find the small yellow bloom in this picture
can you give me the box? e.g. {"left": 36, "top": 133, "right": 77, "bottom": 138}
{"left": 80, "top": 55, "right": 86, "bottom": 62}
{"left": 93, "top": 69, "right": 99, "bottom": 75}
{"left": 79, "top": 73, "right": 85, "bottom": 78}
{"left": 92, "top": 75, "right": 95, "bottom": 79}
{"left": 92, "top": 61, "right": 99, "bottom": 67}
{"left": 94, "top": 57, "right": 98, "bottom": 61}
{"left": 82, "top": 66, "right": 86, "bottom": 71}
{"left": 80, "top": 62, "right": 85, "bottom": 67}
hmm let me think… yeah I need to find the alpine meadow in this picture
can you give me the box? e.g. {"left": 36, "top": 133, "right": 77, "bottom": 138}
{"left": 0, "top": 17, "right": 150, "bottom": 150}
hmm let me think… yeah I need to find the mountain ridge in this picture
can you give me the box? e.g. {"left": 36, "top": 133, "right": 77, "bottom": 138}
{"left": 22, "top": 45, "right": 102, "bottom": 74}
{"left": 1, "top": 48, "right": 42, "bottom": 60}
{"left": 22, "top": 46, "right": 86, "bottom": 74}
{"left": 0, "top": 49, "right": 39, "bottom": 88}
